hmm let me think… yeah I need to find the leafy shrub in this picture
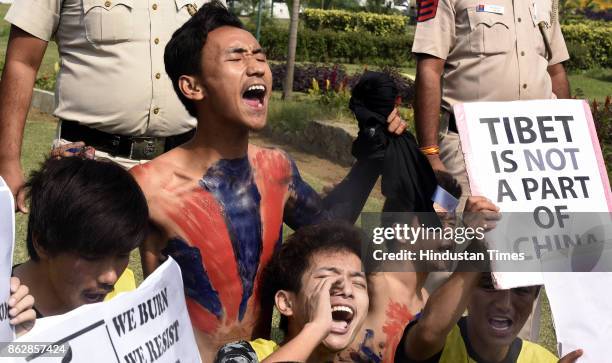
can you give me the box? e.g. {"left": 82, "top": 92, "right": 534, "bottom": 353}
{"left": 591, "top": 96, "right": 612, "bottom": 179}
{"left": 561, "top": 22, "right": 612, "bottom": 70}
{"left": 270, "top": 63, "right": 416, "bottom": 106}
{"left": 257, "top": 25, "right": 414, "bottom": 66}
{"left": 301, "top": 9, "right": 408, "bottom": 36}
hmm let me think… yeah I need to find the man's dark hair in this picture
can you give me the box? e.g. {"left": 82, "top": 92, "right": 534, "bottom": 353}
{"left": 25, "top": 157, "right": 149, "bottom": 261}
{"left": 260, "top": 221, "right": 364, "bottom": 332}
{"left": 165, "top": 0, "right": 244, "bottom": 117}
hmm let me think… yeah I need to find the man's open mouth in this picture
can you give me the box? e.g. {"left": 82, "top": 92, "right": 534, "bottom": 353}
{"left": 488, "top": 316, "right": 513, "bottom": 332}
{"left": 331, "top": 305, "right": 355, "bottom": 334}
{"left": 82, "top": 289, "right": 112, "bottom": 303}
{"left": 242, "top": 84, "right": 266, "bottom": 109}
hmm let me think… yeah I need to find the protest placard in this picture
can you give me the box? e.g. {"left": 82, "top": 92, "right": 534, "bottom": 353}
{"left": 3, "top": 258, "right": 201, "bottom": 363}
{"left": 454, "top": 99, "right": 612, "bottom": 287}
{"left": 542, "top": 272, "right": 612, "bottom": 362}
{"left": 0, "top": 177, "right": 15, "bottom": 344}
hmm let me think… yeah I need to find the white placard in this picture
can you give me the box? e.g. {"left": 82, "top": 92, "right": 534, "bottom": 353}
{"left": 454, "top": 100, "right": 612, "bottom": 288}
{"left": 0, "top": 177, "right": 15, "bottom": 343}
{"left": 4, "top": 258, "right": 201, "bottom": 363}
{"left": 543, "top": 272, "right": 612, "bottom": 362}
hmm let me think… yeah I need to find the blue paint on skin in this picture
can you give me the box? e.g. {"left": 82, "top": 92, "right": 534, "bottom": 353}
{"left": 284, "top": 159, "right": 327, "bottom": 229}
{"left": 162, "top": 237, "right": 223, "bottom": 319}
{"left": 200, "top": 157, "right": 263, "bottom": 321}
{"left": 358, "top": 329, "right": 382, "bottom": 363}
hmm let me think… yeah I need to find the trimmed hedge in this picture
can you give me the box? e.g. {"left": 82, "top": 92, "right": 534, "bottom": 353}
{"left": 258, "top": 25, "right": 413, "bottom": 66}
{"left": 561, "top": 22, "right": 612, "bottom": 70}
{"left": 254, "top": 21, "right": 608, "bottom": 71}
{"left": 302, "top": 9, "right": 408, "bottom": 36}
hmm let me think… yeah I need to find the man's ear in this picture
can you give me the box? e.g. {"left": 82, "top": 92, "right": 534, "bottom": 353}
{"left": 178, "top": 75, "right": 205, "bottom": 101}
{"left": 32, "top": 235, "right": 49, "bottom": 260}
{"left": 275, "top": 290, "right": 295, "bottom": 317}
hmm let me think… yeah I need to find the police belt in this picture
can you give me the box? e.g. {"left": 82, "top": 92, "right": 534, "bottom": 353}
{"left": 448, "top": 113, "right": 458, "bottom": 133}
{"left": 60, "top": 120, "right": 195, "bottom": 160}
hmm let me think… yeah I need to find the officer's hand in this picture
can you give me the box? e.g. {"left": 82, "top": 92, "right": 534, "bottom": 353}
{"left": 386, "top": 107, "right": 407, "bottom": 135}
{"left": 51, "top": 141, "right": 95, "bottom": 159}
{"left": 558, "top": 349, "right": 583, "bottom": 363}
{"left": 0, "top": 160, "right": 28, "bottom": 213}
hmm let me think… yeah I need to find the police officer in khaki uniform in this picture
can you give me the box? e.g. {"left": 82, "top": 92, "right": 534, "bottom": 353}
{"left": 412, "top": 0, "right": 570, "bottom": 210}
{"left": 412, "top": 0, "right": 570, "bottom": 342}
{"left": 0, "top": 0, "right": 219, "bottom": 211}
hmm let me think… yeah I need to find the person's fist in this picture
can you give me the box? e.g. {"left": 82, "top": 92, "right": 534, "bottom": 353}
{"left": 386, "top": 108, "right": 407, "bottom": 135}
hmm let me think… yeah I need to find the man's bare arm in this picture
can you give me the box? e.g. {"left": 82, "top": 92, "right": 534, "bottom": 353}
{"left": 548, "top": 63, "right": 570, "bottom": 99}
{"left": 402, "top": 272, "right": 480, "bottom": 360}
{"left": 414, "top": 54, "right": 446, "bottom": 172}
{"left": 0, "top": 26, "right": 48, "bottom": 211}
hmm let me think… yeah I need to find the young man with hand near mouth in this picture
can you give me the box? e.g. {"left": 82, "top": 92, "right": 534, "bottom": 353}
{"left": 395, "top": 198, "right": 583, "bottom": 363}
{"left": 131, "top": 1, "right": 405, "bottom": 360}
{"left": 215, "top": 222, "right": 369, "bottom": 363}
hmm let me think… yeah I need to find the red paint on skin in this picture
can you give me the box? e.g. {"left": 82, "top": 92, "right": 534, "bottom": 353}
{"left": 186, "top": 298, "right": 221, "bottom": 333}
{"left": 382, "top": 301, "right": 413, "bottom": 363}
{"left": 249, "top": 149, "right": 291, "bottom": 301}
{"left": 167, "top": 190, "right": 243, "bottom": 329}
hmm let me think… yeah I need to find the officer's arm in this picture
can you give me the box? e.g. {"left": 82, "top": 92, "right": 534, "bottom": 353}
{"left": 401, "top": 272, "right": 480, "bottom": 360}
{"left": 548, "top": 63, "right": 570, "bottom": 99}
{"left": 414, "top": 54, "right": 446, "bottom": 172}
{"left": 0, "top": 26, "right": 47, "bottom": 211}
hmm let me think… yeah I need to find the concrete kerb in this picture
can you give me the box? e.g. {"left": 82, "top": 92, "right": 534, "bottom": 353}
{"left": 260, "top": 120, "right": 357, "bottom": 166}
{"left": 32, "top": 88, "right": 358, "bottom": 166}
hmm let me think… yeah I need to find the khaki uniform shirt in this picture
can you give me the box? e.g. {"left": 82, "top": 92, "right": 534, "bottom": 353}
{"left": 412, "top": 0, "right": 570, "bottom": 113}
{"left": 5, "top": 0, "right": 219, "bottom": 137}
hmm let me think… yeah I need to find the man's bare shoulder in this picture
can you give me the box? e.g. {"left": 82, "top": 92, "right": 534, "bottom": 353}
{"left": 131, "top": 156, "right": 176, "bottom": 196}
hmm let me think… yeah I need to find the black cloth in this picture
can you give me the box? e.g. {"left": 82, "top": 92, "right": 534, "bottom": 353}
{"left": 349, "top": 71, "right": 438, "bottom": 214}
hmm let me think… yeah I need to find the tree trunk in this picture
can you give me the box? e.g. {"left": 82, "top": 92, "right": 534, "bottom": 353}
{"left": 282, "top": 0, "right": 300, "bottom": 100}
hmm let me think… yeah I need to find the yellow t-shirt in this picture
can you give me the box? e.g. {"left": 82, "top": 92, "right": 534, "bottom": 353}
{"left": 104, "top": 268, "right": 137, "bottom": 301}
{"left": 396, "top": 317, "right": 558, "bottom": 363}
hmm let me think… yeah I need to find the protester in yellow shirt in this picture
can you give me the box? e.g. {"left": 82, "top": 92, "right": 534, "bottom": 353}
{"left": 215, "top": 222, "right": 369, "bottom": 362}
{"left": 395, "top": 198, "right": 583, "bottom": 363}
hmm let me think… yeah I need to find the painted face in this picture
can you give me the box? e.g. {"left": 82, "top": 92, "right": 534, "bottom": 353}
{"left": 294, "top": 250, "right": 369, "bottom": 353}
{"left": 45, "top": 252, "right": 129, "bottom": 311}
{"left": 467, "top": 274, "right": 539, "bottom": 347}
{"left": 200, "top": 26, "right": 272, "bottom": 131}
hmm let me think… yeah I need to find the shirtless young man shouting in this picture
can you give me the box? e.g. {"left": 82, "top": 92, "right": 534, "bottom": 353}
{"left": 131, "top": 2, "right": 406, "bottom": 360}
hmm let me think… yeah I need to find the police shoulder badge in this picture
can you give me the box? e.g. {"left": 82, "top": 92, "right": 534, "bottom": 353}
{"left": 417, "top": 0, "right": 440, "bottom": 22}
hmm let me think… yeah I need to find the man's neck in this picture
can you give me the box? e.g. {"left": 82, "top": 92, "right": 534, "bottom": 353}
{"left": 466, "top": 318, "right": 510, "bottom": 363}
{"left": 183, "top": 113, "right": 250, "bottom": 171}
